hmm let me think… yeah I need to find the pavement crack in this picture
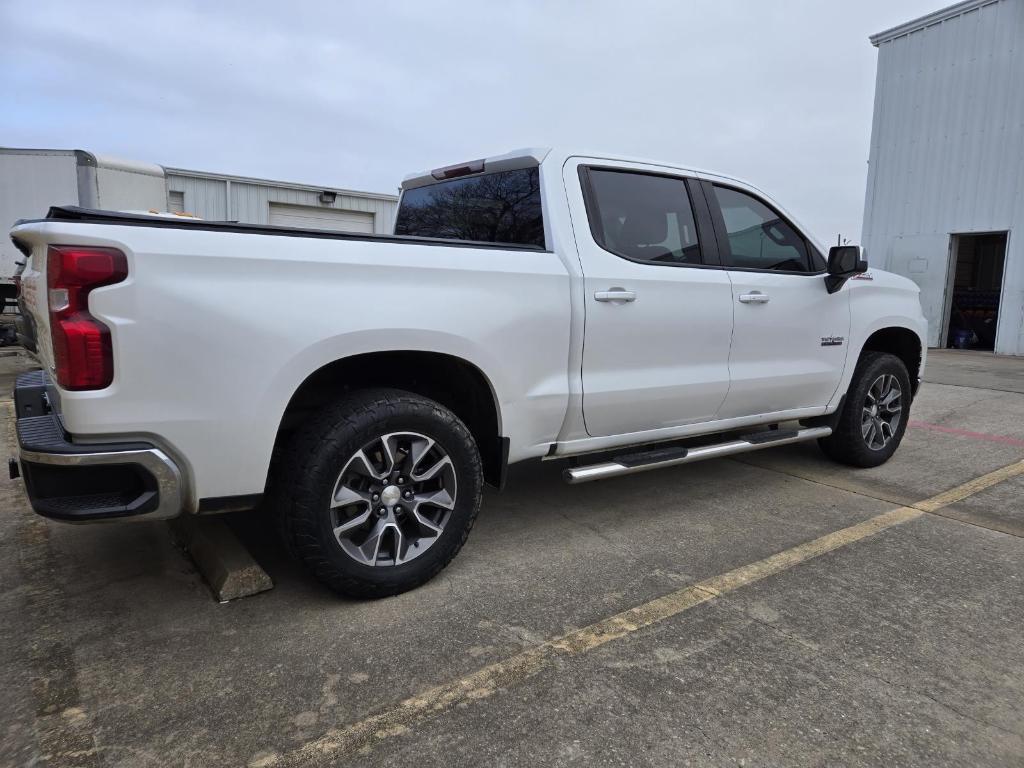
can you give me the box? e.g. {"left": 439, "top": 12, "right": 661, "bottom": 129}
{"left": 552, "top": 507, "right": 626, "bottom": 552}
{"left": 923, "top": 381, "right": 1024, "bottom": 397}
{"left": 730, "top": 458, "right": 1024, "bottom": 540}
{"left": 862, "top": 670, "right": 1024, "bottom": 741}
{"left": 728, "top": 458, "right": 910, "bottom": 507}
{"left": 716, "top": 599, "right": 1024, "bottom": 742}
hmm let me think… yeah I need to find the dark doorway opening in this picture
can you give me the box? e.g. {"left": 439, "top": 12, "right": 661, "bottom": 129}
{"left": 945, "top": 232, "right": 1007, "bottom": 351}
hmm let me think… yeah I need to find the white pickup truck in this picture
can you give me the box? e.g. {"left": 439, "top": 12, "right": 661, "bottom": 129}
{"left": 10, "top": 148, "right": 927, "bottom": 597}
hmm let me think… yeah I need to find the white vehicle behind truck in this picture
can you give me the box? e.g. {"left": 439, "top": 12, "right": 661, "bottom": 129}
{"left": 0, "top": 148, "right": 167, "bottom": 313}
{"left": 9, "top": 148, "right": 927, "bottom": 597}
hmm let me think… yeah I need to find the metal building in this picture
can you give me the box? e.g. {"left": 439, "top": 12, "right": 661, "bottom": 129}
{"left": 861, "top": 0, "right": 1024, "bottom": 356}
{"left": 165, "top": 167, "right": 397, "bottom": 235}
{"left": 1, "top": 147, "right": 398, "bottom": 290}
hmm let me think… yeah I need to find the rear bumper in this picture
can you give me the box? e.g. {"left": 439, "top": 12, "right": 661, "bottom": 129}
{"left": 13, "top": 370, "right": 183, "bottom": 522}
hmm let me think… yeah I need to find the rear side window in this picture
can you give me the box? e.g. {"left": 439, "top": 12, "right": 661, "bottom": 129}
{"left": 712, "top": 185, "right": 810, "bottom": 272}
{"left": 394, "top": 168, "right": 544, "bottom": 247}
{"left": 584, "top": 169, "right": 702, "bottom": 266}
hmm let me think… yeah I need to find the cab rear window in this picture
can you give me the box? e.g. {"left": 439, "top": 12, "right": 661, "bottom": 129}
{"left": 394, "top": 168, "right": 544, "bottom": 248}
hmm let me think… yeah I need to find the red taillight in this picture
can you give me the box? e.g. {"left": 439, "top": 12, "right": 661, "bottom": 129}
{"left": 47, "top": 246, "right": 128, "bottom": 390}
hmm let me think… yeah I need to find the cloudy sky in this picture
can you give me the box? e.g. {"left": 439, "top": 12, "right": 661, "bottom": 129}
{"left": 1, "top": 0, "right": 940, "bottom": 242}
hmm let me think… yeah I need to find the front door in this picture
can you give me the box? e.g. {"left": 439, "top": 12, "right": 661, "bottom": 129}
{"left": 706, "top": 182, "right": 851, "bottom": 419}
{"left": 567, "top": 162, "right": 734, "bottom": 437}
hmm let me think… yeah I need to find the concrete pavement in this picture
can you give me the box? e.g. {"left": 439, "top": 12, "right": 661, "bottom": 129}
{"left": 1, "top": 350, "right": 1022, "bottom": 767}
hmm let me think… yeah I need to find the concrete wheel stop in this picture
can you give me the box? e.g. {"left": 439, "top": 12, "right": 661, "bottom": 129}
{"left": 169, "top": 515, "right": 273, "bottom": 602}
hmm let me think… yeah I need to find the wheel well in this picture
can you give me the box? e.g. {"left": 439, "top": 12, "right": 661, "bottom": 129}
{"left": 862, "top": 327, "right": 922, "bottom": 395}
{"left": 274, "top": 351, "right": 506, "bottom": 488}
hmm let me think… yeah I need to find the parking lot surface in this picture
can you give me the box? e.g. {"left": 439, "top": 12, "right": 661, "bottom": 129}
{"left": 1, "top": 349, "right": 1022, "bottom": 767}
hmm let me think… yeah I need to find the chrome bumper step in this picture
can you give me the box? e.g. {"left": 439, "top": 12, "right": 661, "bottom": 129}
{"left": 563, "top": 426, "right": 832, "bottom": 485}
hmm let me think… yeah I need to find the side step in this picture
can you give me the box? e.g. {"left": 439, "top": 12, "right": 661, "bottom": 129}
{"left": 563, "top": 426, "right": 832, "bottom": 485}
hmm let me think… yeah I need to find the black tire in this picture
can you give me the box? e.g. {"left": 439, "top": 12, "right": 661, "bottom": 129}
{"left": 818, "top": 351, "right": 912, "bottom": 468}
{"left": 277, "top": 388, "right": 483, "bottom": 598}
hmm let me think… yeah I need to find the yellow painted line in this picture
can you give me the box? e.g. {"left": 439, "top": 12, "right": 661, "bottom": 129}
{"left": 274, "top": 459, "right": 1024, "bottom": 765}
{"left": 912, "top": 459, "right": 1024, "bottom": 512}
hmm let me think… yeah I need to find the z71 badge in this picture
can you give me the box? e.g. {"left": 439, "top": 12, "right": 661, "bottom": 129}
{"left": 821, "top": 336, "right": 845, "bottom": 347}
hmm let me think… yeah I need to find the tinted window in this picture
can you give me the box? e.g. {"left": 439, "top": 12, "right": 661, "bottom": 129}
{"left": 809, "top": 246, "right": 826, "bottom": 272}
{"left": 713, "top": 185, "right": 810, "bottom": 272}
{"left": 586, "top": 169, "right": 701, "bottom": 265}
{"left": 394, "top": 168, "right": 544, "bottom": 247}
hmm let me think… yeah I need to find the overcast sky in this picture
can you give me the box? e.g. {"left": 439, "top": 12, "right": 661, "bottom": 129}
{"left": 1, "top": 0, "right": 941, "bottom": 242}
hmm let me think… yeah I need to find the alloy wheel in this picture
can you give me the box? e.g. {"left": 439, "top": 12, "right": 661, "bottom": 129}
{"left": 861, "top": 374, "right": 903, "bottom": 451}
{"left": 329, "top": 431, "right": 457, "bottom": 566}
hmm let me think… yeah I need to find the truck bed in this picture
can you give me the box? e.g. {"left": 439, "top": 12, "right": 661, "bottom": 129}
{"left": 26, "top": 206, "right": 548, "bottom": 251}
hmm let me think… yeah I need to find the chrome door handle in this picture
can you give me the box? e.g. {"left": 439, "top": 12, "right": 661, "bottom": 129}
{"left": 594, "top": 289, "right": 636, "bottom": 303}
{"left": 738, "top": 292, "right": 770, "bottom": 304}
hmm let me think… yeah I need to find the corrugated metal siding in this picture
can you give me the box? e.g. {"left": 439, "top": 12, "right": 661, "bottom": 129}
{"left": 861, "top": 0, "right": 1024, "bottom": 355}
{"left": 169, "top": 174, "right": 228, "bottom": 221}
{"left": 165, "top": 172, "right": 397, "bottom": 234}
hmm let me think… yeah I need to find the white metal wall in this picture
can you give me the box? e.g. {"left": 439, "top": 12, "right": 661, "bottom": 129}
{"left": 861, "top": 0, "right": 1024, "bottom": 355}
{"left": 165, "top": 171, "right": 398, "bottom": 235}
{"left": 0, "top": 150, "right": 80, "bottom": 279}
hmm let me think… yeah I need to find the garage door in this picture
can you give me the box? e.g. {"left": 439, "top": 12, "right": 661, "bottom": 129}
{"left": 269, "top": 203, "right": 375, "bottom": 233}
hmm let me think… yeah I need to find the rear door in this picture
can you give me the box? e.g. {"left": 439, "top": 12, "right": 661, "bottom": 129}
{"left": 706, "top": 182, "right": 850, "bottom": 419}
{"left": 566, "top": 161, "right": 734, "bottom": 437}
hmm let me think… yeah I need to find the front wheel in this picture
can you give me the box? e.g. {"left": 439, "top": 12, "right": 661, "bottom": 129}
{"left": 818, "top": 352, "right": 912, "bottom": 468}
{"left": 277, "top": 389, "right": 483, "bottom": 598}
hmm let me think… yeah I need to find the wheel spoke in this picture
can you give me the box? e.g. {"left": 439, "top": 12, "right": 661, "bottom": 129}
{"left": 880, "top": 388, "right": 901, "bottom": 411}
{"left": 330, "top": 483, "right": 372, "bottom": 509}
{"left": 390, "top": 524, "right": 407, "bottom": 564}
{"left": 379, "top": 435, "right": 401, "bottom": 476}
{"left": 412, "top": 455, "right": 453, "bottom": 483}
{"left": 333, "top": 509, "right": 372, "bottom": 538}
{"left": 863, "top": 419, "right": 876, "bottom": 446}
{"left": 409, "top": 436, "right": 436, "bottom": 474}
{"left": 345, "top": 449, "right": 387, "bottom": 481}
{"left": 357, "top": 519, "right": 389, "bottom": 564}
{"left": 414, "top": 488, "right": 455, "bottom": 511}
{"left": 411, "top": 510, "right": 444, "bottom": 536}
{"left": 879, "top": 418, "right": 894, "bottom": 441}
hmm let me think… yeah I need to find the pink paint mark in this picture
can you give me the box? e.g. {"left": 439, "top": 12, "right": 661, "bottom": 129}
{"left": 909, "top": 420, "right": 1024, "bottom": 448}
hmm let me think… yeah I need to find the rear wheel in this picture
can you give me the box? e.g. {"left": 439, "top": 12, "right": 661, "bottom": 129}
{"left": 278, "top": 389, "right": 483, "bottom": 598}
{"left": 818, "top": 352, "right": 911, "bottom": 468}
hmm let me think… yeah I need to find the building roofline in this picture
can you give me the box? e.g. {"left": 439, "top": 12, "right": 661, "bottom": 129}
{"left": 92, "top": 154, "right": 165, "bottom": 177}
{"left": 870, "top": 0, "right": 998, "bottom": 45}
{"left": 164, "top": 166, "right": 399, "bottom": 202}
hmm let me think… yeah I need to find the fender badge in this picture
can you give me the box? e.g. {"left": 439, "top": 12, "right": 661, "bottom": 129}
{"left": 821, "top": 336, "right": 845, "bottom": 347}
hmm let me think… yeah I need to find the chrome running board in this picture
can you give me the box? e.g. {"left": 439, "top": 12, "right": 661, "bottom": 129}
{"left": 563, "top": 427, "right": 832, "bottom": 485}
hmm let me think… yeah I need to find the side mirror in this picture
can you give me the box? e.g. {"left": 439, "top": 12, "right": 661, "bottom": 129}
{"left": 825, "top": 245, "right": 867, "bottom": 294}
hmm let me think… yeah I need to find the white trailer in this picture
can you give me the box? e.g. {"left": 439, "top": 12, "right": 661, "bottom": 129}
{"left": 0, "top": 148, "right": 166, "bottom": 310}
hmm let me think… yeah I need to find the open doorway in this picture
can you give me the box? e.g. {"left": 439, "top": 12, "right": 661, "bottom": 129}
{"left": 945, "top": 232, "right": 1007, "bottom": 350}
